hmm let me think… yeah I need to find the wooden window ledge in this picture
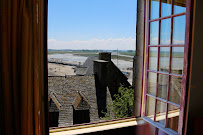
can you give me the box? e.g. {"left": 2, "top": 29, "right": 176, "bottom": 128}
{"left": 49, "top": 117, "right": 145, "bottom": 135}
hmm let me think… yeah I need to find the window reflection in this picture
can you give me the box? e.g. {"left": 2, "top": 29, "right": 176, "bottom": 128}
{"left": 174, "top": 0, "right": 186, "bottom": 14}
{"left": 161, "top": 0, "right": 172, "bottom": 17}
{"left": 173, "top": 15, "right": 186, "bottom": 45}
{"left": 171, "top": 47, "right": 184, "bottom": 75}
{"left": 150, "top": 0, "right": 159, "bottom": 20}
{"left": 167, "top": 104, "right": 180, "bottom": 132}
{"left": 169, "top": 76, "right": 182, "bottom": 105}
{"left": 146, "top": 96, "right": 155, "bottom": 120}
{"left": 159, "top": 47, "right": 170, "bottom": 71}
{"left": 157, "top": 74, "right": 168, "bottom": 100}
{"left": 150, "top": 21, "right": 159, "bottom": 45}
{"left": 160, "top": 19, "right": 171, "bottom": 45}
{"left": 156, "top": 100, "right": 166, "bottom": 126}
{"left": 149, "top": 47, "right": 158, "bottom": 70}
{"left": 145, "top": 0, "right": 187, "bottom": 133}
{"left": 147, "top": 72, "right": 157, "bottom": 96}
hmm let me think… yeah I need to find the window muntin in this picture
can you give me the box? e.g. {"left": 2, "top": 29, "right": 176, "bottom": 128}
{"left": 144, "top": 0, "right": 188, "bottom": 134}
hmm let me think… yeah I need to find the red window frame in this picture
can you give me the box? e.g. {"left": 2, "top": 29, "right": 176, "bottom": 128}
{"left": 142, "top": 0, "right": 192, "bottom": 134}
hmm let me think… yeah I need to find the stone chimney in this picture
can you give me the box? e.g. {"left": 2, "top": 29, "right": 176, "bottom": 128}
{"left": 99, "top": 52, "right": 111, "bottom": 62}
{"left": 93, "top": 60, "right": 108, "bottom": 86}
{"left": 94, "top": 52, "right": 132, "bottom": 117}
{"left": 93, "top": 60, "right": 108, "bottom": 117}
{"left": 93, "top": 52, "right": 111, "bottom": 117}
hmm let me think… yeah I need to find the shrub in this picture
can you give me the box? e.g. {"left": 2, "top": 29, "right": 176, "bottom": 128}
{"left": 101, "top": 85, "right": 134, "bottom": 120}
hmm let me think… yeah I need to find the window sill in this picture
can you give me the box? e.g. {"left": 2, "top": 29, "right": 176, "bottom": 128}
{"left": 49, "top": 117, "right": 146, "bottom": 135}
{"left": 142, "top": 110, "right": 180, "bottom": 135}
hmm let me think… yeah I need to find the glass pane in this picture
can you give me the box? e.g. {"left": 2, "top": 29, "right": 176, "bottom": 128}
{"left": 167, "top": 104, "right": 180, "bottom": 132}
{"left": 160, "top": 19, "right": 171, "bottom": 45}
{"left": 149, "top": 47, "right": 158, "bottom": 70}
{"left": 157, "top": 74, "right": 168, "bottom": 100}
{"left": 159, "top": 47, "right": 170, "bottom": 71}
{"left": 172, "top": 15, "right": 186, "bottom": 45}
{"left": 147, "top": 72, "right": 157, "bottom": 96}
{"left": 146, "top": 96, "right": 155, "bottom": 120}
{"left": 174, "top": 0, "right": 186, "bottom": 14}
{"left": 161, "top": 0, "right": 172, "bottom": 17}
{"left": 156, "top": 100, "right": 166, "bottom": 126}
{"left": 150, "top": 21, "right": 159, "bottom": 45}
{"left": 150, "top": 0, "right": 159, "bottom": 20}
{"left": 169, "top": 76, "right": 182, "bottom": 105}
{"left": 171, "top": 47, "right": 184, "bottom": 75}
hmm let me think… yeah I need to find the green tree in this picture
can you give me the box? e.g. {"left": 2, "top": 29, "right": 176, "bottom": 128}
{"left": 127, "top": 50, "right": 133, "bottom": 52}
{"left": 101, "top": 85, "right": 134, "bottom": 120}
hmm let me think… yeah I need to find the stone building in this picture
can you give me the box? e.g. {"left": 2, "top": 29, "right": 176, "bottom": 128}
{"left": 48, "top": 52, "right": 131, "bottom": 127}
{"left": 48, "top": 76, "right": 99, "bottom": 127}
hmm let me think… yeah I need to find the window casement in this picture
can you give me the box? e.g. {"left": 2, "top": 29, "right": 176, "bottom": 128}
{"left": 142, "top": 0, "right": 192, "bottom": 134}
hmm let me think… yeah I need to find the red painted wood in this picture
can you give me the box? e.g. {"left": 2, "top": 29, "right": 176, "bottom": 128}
{"left": 146, "top": 94, "right": 180, "bottom": 108}
{"left": 147, "top": 70, "right": 183, "bottom": 78}
{"left": 167, "top": 101, "right": 180, "bottom": 108}
{"left": 148, "top": 44, "right": 184, "bottom": 47}
{"left": 149, "top": 12, "right": 186, "bottom": 22}
{"left": 143, "top": 1, "right": 192, "bottom": 134}
{"left": 178, "top": 0, "right": 193, "bottom": 134}
{"left": 143, "top": 116, "right": 177, "bottom": 135}
{"left": 165, "top": 0, "right": 174, "bottom": 128}
{"left": 153, "top": 0, "right": 161, "bottom": 122}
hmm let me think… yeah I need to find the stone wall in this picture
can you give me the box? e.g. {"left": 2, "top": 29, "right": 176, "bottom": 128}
{"left": 132, "top": 0, "right": 145, "bottom": 117}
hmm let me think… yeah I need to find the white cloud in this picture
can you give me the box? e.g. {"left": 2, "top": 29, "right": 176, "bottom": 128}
{"left": 48, "top": 37, "right": 136, "bottom": 50}
{"left": 150, "top": 37, "right": 184, "bottom": 45}
{"left": 173, "top": 39, "right": 184, "bottom": 44}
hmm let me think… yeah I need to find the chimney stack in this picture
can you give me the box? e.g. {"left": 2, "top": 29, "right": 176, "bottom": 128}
{"left": 99, "top": 52, "right": 111, "bottom": 62}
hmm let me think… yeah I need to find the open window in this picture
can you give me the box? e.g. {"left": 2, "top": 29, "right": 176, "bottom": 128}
{"left": 3, "top": 0, "right": 203, "bottom": 134}
{"left": 48, "top": 0, "right": 136, "bottom": 129}
{"left": 142, "top": 0, "right": 192, "bottom": 134}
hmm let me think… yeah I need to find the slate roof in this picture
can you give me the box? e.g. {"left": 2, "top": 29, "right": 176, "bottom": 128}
{"left": 75, "top": 56, "right": 98, "bottom": 76}
{"left": 75, "top": 67, "right": 88, "bottom": 76}
{"left": 83, "top": 56, "right": 98, "bottom": 75}
{"left": 48, "top": 76, "right": 97, "bottom": 111}
{"left": 73, "top": 91, "right": 90, "bottom": 110}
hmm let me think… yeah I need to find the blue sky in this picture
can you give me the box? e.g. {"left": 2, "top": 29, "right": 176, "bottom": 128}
{"left": 48, "top": 0, "right": 137, "bottom": 50}
{"left": 150, "top": 1, "right": 186, "bottom": 47}
{"left": 48, "top": 0, "right": 186, "bottom": 50}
